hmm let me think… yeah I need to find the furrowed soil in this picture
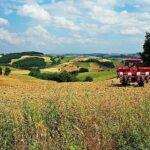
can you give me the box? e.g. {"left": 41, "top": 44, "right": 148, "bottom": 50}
{"left": 0, "top": 75, "right": 150, "bottom": 149}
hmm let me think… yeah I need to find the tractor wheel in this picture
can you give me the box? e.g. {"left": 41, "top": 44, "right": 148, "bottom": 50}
{"left": 138, "top": 81, "right": 144, "bottom": 87}
{"left": 146, "top": 79, "right": 149, "bottom": 83}
{"left": 122, "top": 80, "right": 127, "bottom": 86}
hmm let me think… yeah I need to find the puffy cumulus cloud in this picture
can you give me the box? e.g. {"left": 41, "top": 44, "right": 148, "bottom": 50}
{"left": 79, "top": 0, "right": 150, "bottom": 35}
{"left": 4, "top": 0, "right": 150, "bottom": 35}
{"left": 25, "top": 25, "right": 56, "bottom": 46}
{"left": 24, "top": 25, "right": 91, "bottom": 47}
{"left": 0, "top": 24, "right": 91, "bottom": 51}
{"left": 88, "top": 8, "right": 150, "bottom": 35}
{"left": 0, "top": 25, "right": 56, "bottom": 47}
{"left": 37, "top": 0, "right": 150, "bottom": 35}
{"left": 53, "top": 16, "right": 80, "bottom": 31}
{"left": 0, "top": 18, "right": 9, "bottom": 25}
{"left": 18, "top": 3, "right": 51, "bottom": 22}
{"left": 17, "top": 3, "right": 80, "bottom": 31}
{"left": 0, "top": 28, "right": 23, "bottom": 45}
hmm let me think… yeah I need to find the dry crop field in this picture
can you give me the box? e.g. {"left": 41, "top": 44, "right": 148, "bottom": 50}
{"left": 0, "top": 74, "right": 150, "bottom": 149}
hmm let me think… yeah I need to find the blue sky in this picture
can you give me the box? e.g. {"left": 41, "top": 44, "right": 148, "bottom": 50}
{"left": 0, "top": 0, "right": 150, "bottom": 54}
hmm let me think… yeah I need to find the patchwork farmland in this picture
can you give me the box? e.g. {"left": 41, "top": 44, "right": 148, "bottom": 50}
{"left": 0, "top": 52, "right": 150, "bottom": 149}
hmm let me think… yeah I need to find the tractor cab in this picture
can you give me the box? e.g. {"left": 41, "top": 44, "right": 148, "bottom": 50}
{"left": 124, "top": 58, "right": 143, "bottom": 68}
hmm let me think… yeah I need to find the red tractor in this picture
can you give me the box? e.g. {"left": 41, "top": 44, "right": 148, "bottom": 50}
{"left": 117, "top": 58, "right": 150, "bottom": 86}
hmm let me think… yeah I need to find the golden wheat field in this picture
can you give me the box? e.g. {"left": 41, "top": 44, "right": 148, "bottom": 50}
{"left": 0, "top": 75, "right": 150, "bottom": 149}
{"left": 1, "top": 75, "right": 150, "bottom": 110}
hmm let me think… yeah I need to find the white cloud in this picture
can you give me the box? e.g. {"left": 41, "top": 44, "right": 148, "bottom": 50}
{"left": 0, "top": 18, "right": 9, "bottom": 25}
{"left": 17, "top": 3, "right": 80, "bottom": 31}
{"left": 0, "top": 28, "right": 22, "bottom": 45}
{"left": 25, "top": 25, "right": 54, "bottom": 46}
{"left": 24, "top": 25, "right": 83, "bottom": 46}
{"left": 18, "top": 3, "right": 51, "bottom": 22}
{"left": 53, "top": 16, "right": 80, "bottom": 31}
{"left": 1, "top": 0, "right": 150, "bottom": 52}
{"left": 81, "top": 1, "right": 150, "bottom": 35}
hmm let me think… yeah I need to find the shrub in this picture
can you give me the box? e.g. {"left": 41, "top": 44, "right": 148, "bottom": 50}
{"left": 79, "top": 68, "right": 89, "bottom": 73}
{"left": 99, "top": 62, "right": 115, "bottom": 68}
{"left": 4, "top": 67, "right": 11, "bottom": 76}
{"left": 29, "top": 70, "right": 78, "bottom": 82}
{"left": 29, "top": 68, "right": 40, "bottom": 77}
{"left": 40, "top": 73, "right": 59, "bottom": 80}
{"left": 70, "top": 70, "right": 79, "bottom": 75}
{"left": 50, "top": 56, "right": 61, "bottom": 66}
{"left": 84, "top": 76, "right": 93, "bottom": 82}
{"left": 29, "top": 70, "right": 58, "bottom": 81}
{"left": 0, "top": 67, "right": 2, "bottom": 75}
{"left": 57, "top": 71, "right": 77, "bottom": 82}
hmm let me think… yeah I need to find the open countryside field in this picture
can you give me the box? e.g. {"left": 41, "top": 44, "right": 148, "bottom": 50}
{"left": 0, "top": 73, "right": 150, "bottom": 149}
{"left": 0, "top": 52, "right": 150, "bottom": 149}
{"left": 1, "top": 0, "right": 150, "bottom": 148}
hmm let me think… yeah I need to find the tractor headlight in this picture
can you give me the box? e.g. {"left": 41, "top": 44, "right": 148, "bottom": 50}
{"left": 119, "top": 72, "right": 123, "bottom": 76}
{"left": 137, "top": 72, "right": 141, "bottom": 76}
{"left": 128, "top": 72, "right": 132, "bottom": 76}
{"left": 146, "top": 72, "right": 149, "bottom": 76}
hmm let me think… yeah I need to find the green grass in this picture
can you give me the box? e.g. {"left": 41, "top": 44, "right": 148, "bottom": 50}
{"left": 110, "top": 58, "right": 123, "bottom": 67}
{"left": 61, "top": 56, "right": 76, "bottom": 63}
{"left": 74, "top": 62, "right": 90, "bottom": 69}
{"left": 77, "top": 70, "right": 116, "bottom": 81}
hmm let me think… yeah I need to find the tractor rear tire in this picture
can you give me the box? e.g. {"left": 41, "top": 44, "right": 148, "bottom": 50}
{"left": 138, "top": 81, "right": 144, "bottom": 87}
{"left": 122, "top": 80, "right": 128, "bottom": 86}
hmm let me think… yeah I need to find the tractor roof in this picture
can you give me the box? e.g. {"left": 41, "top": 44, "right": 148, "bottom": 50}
{"left": 125, "top": 58, "right": 143, "bottom": 63}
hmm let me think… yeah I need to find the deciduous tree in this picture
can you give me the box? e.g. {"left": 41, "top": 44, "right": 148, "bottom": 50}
{"left": 140, "top": 32, "right": 150, "bottom": 66}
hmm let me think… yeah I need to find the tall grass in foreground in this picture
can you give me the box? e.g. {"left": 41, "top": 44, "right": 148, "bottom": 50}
{"left": 0, "top": 99, "right": 150, "bottom": 149}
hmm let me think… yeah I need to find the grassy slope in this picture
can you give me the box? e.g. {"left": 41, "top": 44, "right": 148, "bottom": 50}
{"left": 77, "top": 69, "right": 116, "bottom": 81}
{"left": 110, "top": 58, "right": 124, "bottom": 67}
{"left": 60, "top": 56, "right": 76, "bottom": 63}
{"left": 1, "top": 56, "right": 118, "bottom": 82}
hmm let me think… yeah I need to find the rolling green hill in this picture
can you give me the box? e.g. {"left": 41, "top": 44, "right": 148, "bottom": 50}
{"left": 0, "top": 52, "right": 119, "bottom": 82}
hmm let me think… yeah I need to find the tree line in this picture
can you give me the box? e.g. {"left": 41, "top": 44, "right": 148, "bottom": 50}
{"left": 29, "top": 68, "right": 93, "bottom": 82}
